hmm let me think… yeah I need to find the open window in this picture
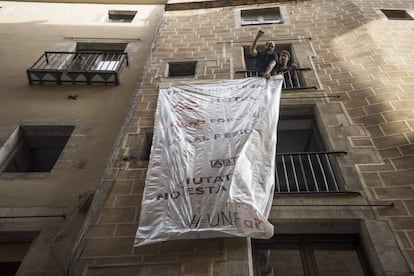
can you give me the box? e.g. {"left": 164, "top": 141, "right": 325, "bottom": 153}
{"left": 275, "top": 108, "right": 344, "bottom": 193}
{"left": 252, "top": 234, "right": 373, "bottom": 276}
{"left": 107, "top": 10, "right": 137, "bottom": 23}
{"left": 168, "top": 61, "right": 197, "bottom": 77}
{"left": 0, "top": 232, "right": 37, "bottom": 276}
{"left": 123, "top": 129, "right": 153, "bottom": 168}
{"left": 381, "top": 9, "right": 413, "bottom": 20}
{"left": 239, "top": 44, "right": 317, "bottom": 90}
{"left": 0, "top": 126, "right": 74, "bottom": 173}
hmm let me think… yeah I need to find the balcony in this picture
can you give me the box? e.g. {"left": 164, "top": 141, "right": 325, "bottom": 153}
{"left": 235, "top": 68, "right": 317, "bottom": 90}
{"left": 275, "top": 151, "right": 346, "bottom": 194}
{"left": 27, "top": 51, "right": 129, "bottom": 85}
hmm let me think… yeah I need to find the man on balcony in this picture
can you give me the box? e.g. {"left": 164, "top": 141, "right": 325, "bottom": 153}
{"left": 250, "top": 30, "right": 278, "bottom": 79}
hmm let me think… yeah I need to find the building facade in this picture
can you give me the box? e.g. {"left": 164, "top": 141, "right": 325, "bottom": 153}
{"left": 0, "top": 1, "right": 163, "bottom": 275}
{"left": 1, "top": 0, "right": 414, "bottom": 275}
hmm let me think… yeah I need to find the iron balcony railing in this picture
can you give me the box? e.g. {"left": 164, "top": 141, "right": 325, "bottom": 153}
{"left": 27, "top": 51, "right": 129, "bottom": 85}
{"left": 275, "top": 151, "right": 346, "bottom": 194}
{"left": 236, "top": 68, "right": 317, "bottom": 90}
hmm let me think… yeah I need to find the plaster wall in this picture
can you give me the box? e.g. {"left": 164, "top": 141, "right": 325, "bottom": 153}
{"left": 0, "top": 1, "right": 163, "bottom": 274}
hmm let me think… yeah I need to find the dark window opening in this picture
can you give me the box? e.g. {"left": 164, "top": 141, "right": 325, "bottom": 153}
{"left": 168, "top": 61, "right": 197, "bottom": 77}
{"left": 277, "top": 108, "right": 324, "bottom": 153}
{"left": 0, "top": 232, "right": 37, "bottom": 276}
{"left": 253, "top": 235, "right": 374, "bottom": 276}
{"left": 143, "top": 132, "right": 153, "bottom": 161}
{"left": 108, "top": 10, "right": 137, "bottom": 23}
{"left": 241, "top": 7, "right": 283, "bottom": 26}
{"left": 1, "top": 126, "right": 74, "bottom": 173}
{"left": 275, "top": 108, "right": 343, "bottom": 193}
{"left": 76, "top": 42, "right": 128, "bottom": 52}
{"left": 123, "top": 131, "right": 153, "bottom": 168}
{"left": 381, "top": 9, "right": 413, "bottom": 20}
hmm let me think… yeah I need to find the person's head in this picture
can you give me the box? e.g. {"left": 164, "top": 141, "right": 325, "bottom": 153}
{"left": 280, "top": 50, "right": 291, "bottom": 65}
{"left": 264, "top": 41, "right": 275, "bottom": 54}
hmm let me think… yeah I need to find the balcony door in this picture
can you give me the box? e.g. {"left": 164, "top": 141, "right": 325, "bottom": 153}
{"left": 276, "top": 109, "right": 342, "bottom": 193}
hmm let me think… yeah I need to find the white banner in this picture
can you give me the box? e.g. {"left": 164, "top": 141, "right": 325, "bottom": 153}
{"left": 135, "top": 76, "right": 283, "bottom": 246}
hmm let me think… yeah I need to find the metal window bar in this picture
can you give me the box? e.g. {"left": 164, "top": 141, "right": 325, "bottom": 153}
{"left": 275, "top": 151, "right": 346, "bottom": 194}
{"left": 307, "top": 153, "right": 319, "bottom": 192}
{"left": 281, "top": 155, "right": 290, "bottom": 192}
{"left": 298, "top": 155, "right": 309, "bottom": 192}
{"left": 235, "top": 68, "right": 317, "bottom": 90}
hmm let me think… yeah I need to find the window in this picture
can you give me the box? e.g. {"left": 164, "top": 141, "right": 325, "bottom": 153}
{"left": 168, "top": 61, "right": 197, "bottom": 77}
{"left": 275, "top": 108, "right": 343, "bottom": 193}
{"left": 241, "top": 45, "right": 312, "bottom": 89}
{"left": 76, "top": 42, "right": 127, "bottom": 52}
{"left": 277, "top": 110, "right": 324, "bottom": 153}
{"left": 142, "top": 132, "right": 153, "bottom": 161}
{"left": 108, "top": 10, "right": 137, "bottom": 23}
{"left": 381, "top": 9, "right": 413, "bottom": 20}
{"left": 73, "top": 42, "right": 128, "bottom": 71}
{"left": 0, "top": 232, "right": 37, "bottom": 276}
{"left": 243, "top": 44, "right": 296, "bottom": 71}
{"left": 124, "top": 130, "right": 153, "bottom": 168}
{"left": 241, "top": 7, "right": 283, "bottom": 26}
{"left": 253, "top": 235, "right": 373, "bottom": 276}
{"left": 0, "top": 126, "right": 74, "bottom": 173}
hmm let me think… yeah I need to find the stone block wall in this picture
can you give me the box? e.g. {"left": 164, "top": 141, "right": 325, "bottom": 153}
{"left": 77, "top": 0, "right": 414, "bottom": 275}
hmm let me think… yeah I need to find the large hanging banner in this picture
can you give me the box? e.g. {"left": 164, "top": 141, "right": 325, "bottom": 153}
{"left": 135, "top": 76, "right": 283, "bottom": 246}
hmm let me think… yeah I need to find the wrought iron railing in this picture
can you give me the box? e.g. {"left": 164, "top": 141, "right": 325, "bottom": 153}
{"left": 27, "top": 51, "right": 129, "bottom": 85}
{"left": 235, "top": 68, "right": 317, "bottom": 90}
{"left": 275, "top": 151, "right": 346, "bottom": 194}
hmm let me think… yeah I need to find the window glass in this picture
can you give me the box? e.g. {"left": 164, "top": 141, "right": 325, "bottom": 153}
{"left": 168, "top": 61, "right": 197, "bottom": 77}
{"left": 255, "top": 243, "right": 305, "bottom": 276}
{"left": 314, "top": 243, "right": 367, "bottom": 276}
{"left": 253, "top": 235, "right": 372, "bottom": 276}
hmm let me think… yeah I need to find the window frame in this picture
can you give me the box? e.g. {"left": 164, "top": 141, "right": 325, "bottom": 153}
{"left": 0, "top": 231, "right": 38, "bottom": 276}
{"left": 240, "top": 7, "right": 284, "bottom": 26}
{"left": 275, "top": 108, "right": 346, "bottom": 194}
{"left": 380, "top": 9, "right": 413, "bottom": 20}
{"left": 252, "top": 234, "right": 374, "bottom": 276}
{"left": 0, "top": 126, "right": 74, "bottom": 173}
{"left": 107, "top": 10, "right": 137, "bottom": 23}
{"left": 167, "top": 61, "right": 198, "bottom": 78}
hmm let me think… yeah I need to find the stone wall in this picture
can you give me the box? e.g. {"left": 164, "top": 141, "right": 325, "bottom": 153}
{"left": 77, "top": 0, "right": 414, "bottom": 275}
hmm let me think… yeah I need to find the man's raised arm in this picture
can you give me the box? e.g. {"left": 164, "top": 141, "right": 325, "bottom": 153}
{"left": 250, "top": 30, "right": 263, "bottom": 57}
